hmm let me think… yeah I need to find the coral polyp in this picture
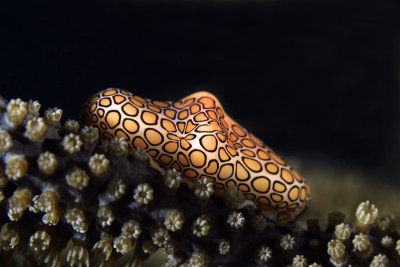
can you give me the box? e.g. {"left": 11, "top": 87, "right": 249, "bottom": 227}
{"left": 0, "top": 94, "right": 398, "bottom": 267}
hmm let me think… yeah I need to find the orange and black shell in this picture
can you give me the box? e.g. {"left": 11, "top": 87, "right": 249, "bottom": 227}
{"left": 81, "top": 88, "right": 311, "bottom": 221}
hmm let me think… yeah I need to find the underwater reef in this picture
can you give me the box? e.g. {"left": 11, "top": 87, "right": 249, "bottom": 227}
{"left": 0, "top": 95, "right": 398, "bottom": 267}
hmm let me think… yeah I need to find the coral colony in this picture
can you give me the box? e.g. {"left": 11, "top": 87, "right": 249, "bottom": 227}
{"left": 0, "top": 89, "right": 397, "bottom": 266}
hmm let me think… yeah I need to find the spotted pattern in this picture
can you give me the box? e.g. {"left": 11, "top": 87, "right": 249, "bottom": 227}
{"left": 81, "top": 88, "right": 311, "bottom": 221}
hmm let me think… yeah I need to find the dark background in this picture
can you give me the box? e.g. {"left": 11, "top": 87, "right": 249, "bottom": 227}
{"left": 1, "top": 0, "right": 399, "bottom": 180}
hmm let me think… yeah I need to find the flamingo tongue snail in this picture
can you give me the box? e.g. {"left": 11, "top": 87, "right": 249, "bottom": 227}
{"left": 80, "top": 88, "right": 310, "bottom": 222}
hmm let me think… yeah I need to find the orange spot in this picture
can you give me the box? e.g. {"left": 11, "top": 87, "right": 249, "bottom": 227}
{"left": 171, "top": 161, "right": 182, "bottom": 172}
{"left": 185, "top": 134, "right": 195, "bottom": 140}
{"left": 115, "top": 129, "right": 129, "bottom": 139}
{"left": 273, "top": 181, "right": 286, "bottom": 193}
{"left": 212, "top": 120, "right": 223, "bottom": 131}
{"left": 180, "top": 139, "right": 191, "bottom": 150}
{"left": 300, "top": 187, "right": 307, "bottom": 201}
{"left": 163, "top": 141, "right": 178, "bottom": 154}
{"left": 216, "top": 107, "right": 224, "bottom": 116}
{"left": 201, "top": 175, "right": 215, "bottom": 183}
{"left": 90, "top": 103, "right": 97, "bottom": 112}
{"left": 147, "top": 149, "right": 159, "bottom": 157}
{"left": 88, "top": 95, "right": 100, "bottom": 103}
{"left": 204, "top": 160, "right": 218, "bottom": 174}
{"left": 189, "top": 150, "right": 206, "bottom": 168}
{"left": 292, "top": 169, "right": 303, "bottom": 182}
{"left": 133, "top": 136, "right": 148, "bottom": 150}
{"left": 226, "top": 146, "right": 237, "bottom": 157}
{"left": 236, "top": 161, "right": 249, "bottom": 181}
{"left": 103, "top": 89, "right": 117, "bottom": 96}
{"left": 200, "top": 135, "right": 217, "bottom": 152}
{"left": 152, "top": 100, "right": 170, "bottom": 107}
{"left": 278, "top": 202, "right": 288, "bottom": 209}
{"left": 245, "top": 193, "right": 256, "bottom": 200}
{"left": 100, "top": 122, "right": 107, "bottom": 130}
{"left": 122, "top": 103, "right": 138, "bottom": 116}
{"left": 241, "top": 149, "right": 255, "bottom": 157}
{"left": 147, "top": 104, "right": 161, "bottom": 113}
{"left": 182, "top": 97, "right": 195, "bottom": 107}
{"left": 113, "top": 95, "right": 126, "bottom": 104}
{"left": 198, "top": 96, "right": 215, "bottom": 109}
{"left": 238, "top": 184, "right": 250, "bottom": 192}
{"left": 226, "top": 180, "right": 236, "bottom": 188}
{"left": 266, "top": 163, "right": 279, "bottom": 174}
{"left": 185, "top": 120, "right": 197, "bottom": 133}
{"left": 97, "top": 109, "right": 104, "bottom": 117}
{"left": 258, "top": 197, "right": 270, "bottom": 205}
{"left": 134, "top": 95, "right": 147, "bottom": 103}
{"left": 105, "top": 111, "right": 121, "bottom": 128}
{"left": 288, "top": 187, "right": 299, "bottom": 201}
{"left": 214, "top": 183, "right": 224, "bottom": 190}
{"left": 103, "top": 132, "right": 113, "bottom": 139}
{"left": 91, "top": 115, "right": 98, "bottom": 123}
{"left": 145, "top": 129, "right": 163, "bottom": 146}
{"left": 178, "top": 109, "right": 189, "bottom": 120}
{"left": 173, "top": 98, "right": 194, "bottom": 109}
{"left": 229, "top": 132, "right": 238, "bottom": 142}
{"left": 161, "top": 119, "right": 177, "bottom": 132}
{"left": 256, "top": 149, "right": 270, "bottom": 160}
{"left": 172, "top": 102, "right": 183, "bottom": 109}
{"left": 216, "top": 133, "right": 226, "bottom": 142}
{"left": 227, "top": 139, "right": 234, "bottom": 148}
{"left": 306, "top": 184, "right": 311, "bottom": 196}
{"left": 129, "top": 97, "right": 144, "bottom": 107}
{"left": 232, "top": 125, "right": 246, "bottom": 137}
{"left": 218, "top": 148, "right": 230, "bottom": 162}
{"left": 288, "top": 203, "right": 299, "bottom": 209}
{"left": 167, "top": 133, "right": 180, "bottom": 141}
{"left": 252, "top": 177, "right": 270, "bottom": 193}
{"left": 271, "top": 194, "right": 283, "bottom": 203}
{"left": 242, "top": 139, "right": 255, "bottom": 148}
{"left": 120, "top": 90, "right": 131, "bottom": 96}
{"left": 194, "top": 112, "right": 208, "bottom": 122}
{"left": 197, "top": 121, "right": 222, "bottom": 133}
{"left": 207, "top": 110, "right": 218, "bottom": 120}
{"left": 99, "top": 98, "right": 111, "bottom": 107}
{"left": 190, "top": 103, "right": 201, "bottom": 114}
{"left": 164, "top": 109, "right": 177, "bottom": 119}
{"left": 141, "top": 111, "right": 158, "bottom": 125}
{"left": 281, "top": 169, "right": 294, "bottom": 183}
{"left": 183, "top": 169, "right": 198, "bottom": 178}
{"left": 218, "top": 164, "right": 233, "bottom": 180}
{"left": 123, "top": 119, "right": 139, "bottom": 134}
{"left": 160, "top": 154, "right": 172, "bottom": 165}
{"left": 177, "top": 122, "right": 185, "bottom": 133}
{"left": 243, "top": 157, "right": 262, "bottom": 172}
{"left": 178, "top": 153, "right": 189, "bottom": 166}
